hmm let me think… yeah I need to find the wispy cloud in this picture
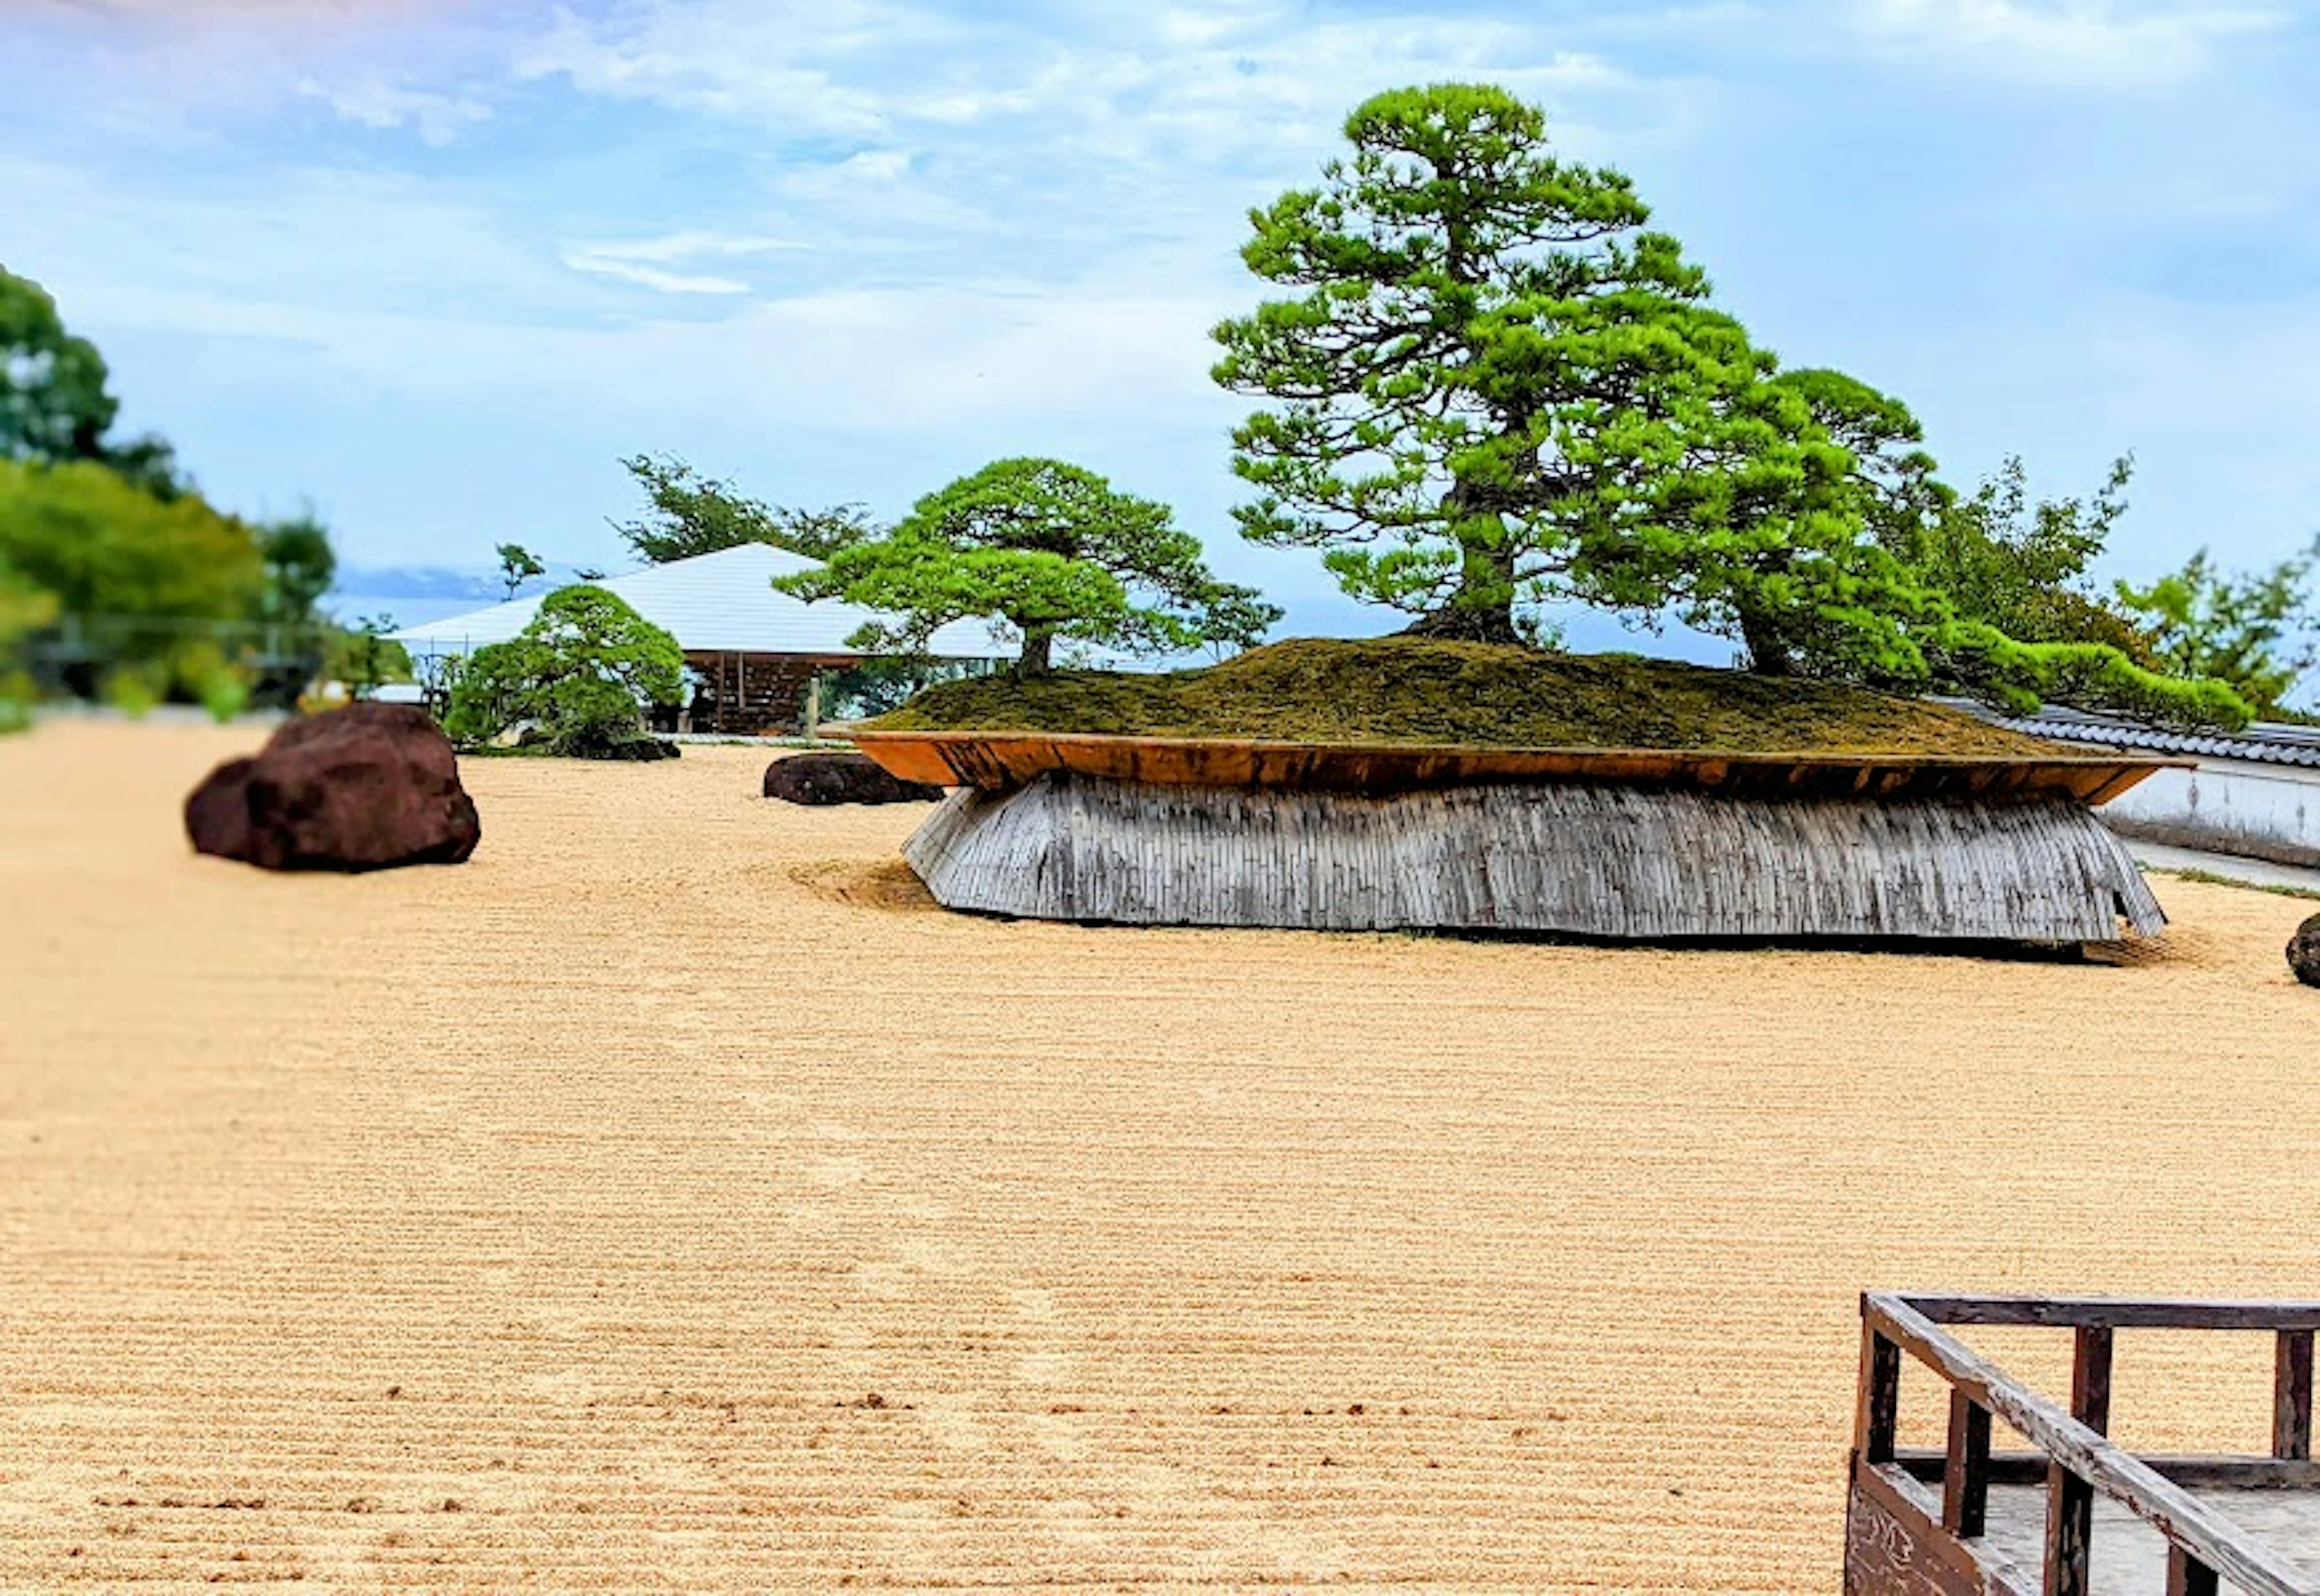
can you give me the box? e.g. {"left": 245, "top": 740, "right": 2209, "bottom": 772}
{"left": 297, "top": 77, "right": 491, "bottom": 145}
{"left": 559, "top": 231, "right": 812, "bottom": 294}
{"left": 557, "top": 257, "right": 750, "bottom": 294}
{"left": 21, "top": 0, "right": 484, "bottom": 23}
{"left": 1850, "top": 0, "right": 2287, "bottom": 85}
{"left": 511, "top": 1, "right": 899, "bottom": 133}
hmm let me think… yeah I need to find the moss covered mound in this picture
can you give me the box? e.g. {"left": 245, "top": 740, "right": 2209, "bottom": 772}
{"left": 862, "top": 637, "right": 2075, "bottom": 759}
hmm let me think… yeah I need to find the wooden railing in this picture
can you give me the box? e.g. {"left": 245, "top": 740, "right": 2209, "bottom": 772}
{"left": 1857, "top": 1293, "right": 2320, "bottom": 1596}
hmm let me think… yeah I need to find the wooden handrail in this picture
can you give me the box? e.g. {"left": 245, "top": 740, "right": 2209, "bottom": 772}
{"left": 1863, "top": 1293, "right": 2319, "bottom": 1596}
{"left": 1899, "top": 1294, "right": 2320, "bottom": 1331}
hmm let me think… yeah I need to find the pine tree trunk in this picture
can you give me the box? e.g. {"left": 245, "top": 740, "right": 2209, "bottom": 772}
{"left": 1738, "top": 607, "right": 1794, "bottom": 676}
{"left": 1405, "top": 497, "right": 1525, "bottom": 645}
{"left": 1017, "top": 629, "right": 1055, "bottom": 675}
{"left": 1401, "top": 601, "right": 1524, "bottom": 646}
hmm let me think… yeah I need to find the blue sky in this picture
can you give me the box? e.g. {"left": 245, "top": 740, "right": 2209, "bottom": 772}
{"left": 4, "top": 0, "right": 2317, "bottom": 665}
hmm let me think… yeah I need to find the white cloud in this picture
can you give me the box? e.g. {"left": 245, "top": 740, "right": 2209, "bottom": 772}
{"left": 558, "top": 256, "right": 750, "bottom": 294}
{"left": 297, "top": 77, "right": 491, "bottom": 145}
{"left": 511, "top": 1, "right": 899, "bottom": 134}
{"left": 60, "top": 272, "right": 1236, "bottom": 436}
{"left": 559, "top": 231, "right": 813, "bottom": 294}
{"left": 1852, "top": 0, "right": 2287, "bottom": 84}
{"left": 505, "top": 1, "right": 1635, "bottom": 161}
{"left": 836, "top": 150, "right": 909, "bottom": 182}
{"left": 22, "top": 0, "right": 482, "bottom": 24}
{"left": 574, "top": 231, "right": 813, "bottom": 263}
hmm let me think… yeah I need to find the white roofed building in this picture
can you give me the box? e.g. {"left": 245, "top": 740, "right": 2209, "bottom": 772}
{"left": 389, "top": 544, "right": 1008, "bottom": 735}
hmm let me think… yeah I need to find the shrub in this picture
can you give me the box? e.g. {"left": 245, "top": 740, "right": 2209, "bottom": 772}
{"left": 102, "top": 663, "right": 165, "bottom": 718}
{"left": 199, "top": 668, "right": 251, "bottom": 723}
{"left": 442, "top": 585, "right": 683, "bottom": 756}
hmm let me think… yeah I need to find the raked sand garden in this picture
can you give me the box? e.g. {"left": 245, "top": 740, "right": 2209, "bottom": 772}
{"left": 3, "top": 718, "right": 2316, "bottom": 1592}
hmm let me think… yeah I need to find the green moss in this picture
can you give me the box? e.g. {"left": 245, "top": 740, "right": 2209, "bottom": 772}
{"left": 863, "top": 637, "right": 2077, "bottom": 758}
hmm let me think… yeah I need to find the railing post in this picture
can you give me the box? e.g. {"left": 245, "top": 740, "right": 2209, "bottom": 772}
{"left": 1942, "top": 1388, "right": 1991, "bottom": 1537}
{"left": 1858, "top": 1316, "right": 1900, "bottom": 1465}
{"left": 2044, "top": 1462, "right": 2094, "bottom": 1596}
{"left": 2044, "top": 1327, "right": 2112, "bottom": 1596}
{"left": 2072, "top": 1326, "right": 2114, "bottom": 1435}
{"left": 2165, "top": 1545, "right": 2220, "bottom": 1596}
{"left": 2275, "top": 1328, "right": 2313, "bottom": 1461}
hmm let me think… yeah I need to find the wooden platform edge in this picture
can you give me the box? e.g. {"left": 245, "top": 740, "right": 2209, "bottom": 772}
{"left": 848, "top": 728, "right": 2182, "bottom": 805}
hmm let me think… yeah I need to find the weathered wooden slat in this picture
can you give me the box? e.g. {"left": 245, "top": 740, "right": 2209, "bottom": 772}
{"left": 2072, "top": 1327, "right": 2114, "bottom": 1437}
{"left": 1904, "top": 1296, "right": 2320, "bottom": 1331}
{"left": 2167, "top": 1546, "right": 2222, "bottom": 1596}
{"left": 1863, "top": 1294, "right": 2314, "bottom": 1596}
{"left": 2047, "top": 1328, "right": 2113, "bottom": 1596}
{"left": 851, "top": 728, "right": 2180, "bottom": 805}
{"left": 1863, "top": 1321, "right": 1903, "bottom": 1466}
{"left": 1896, "top": 1449, "right": 2320, "bottom": 1490}
{"left": 2046, "top": 1460, "right": 2095, "bottom": 1596}
{"left": 1944, "top": 1390, "right": 1993, "bottom": 1537}
{"left": 2276, "top": 1330, "right": 2315, "bottom": 1461}
{"left": 901, "top": 774, "right": 2167, "bottom": 941}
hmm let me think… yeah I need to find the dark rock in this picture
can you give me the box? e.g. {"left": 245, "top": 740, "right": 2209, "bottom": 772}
{"left": 764, "top": 751, "right": 943, "bottom": 806}
{"left": 185, "top": 703, "right": 481, "bottom": 872}
{"left": 2290, "top": 913, "right": 2320, "bottom": 988}
{"left": 537, "top": 726, "right": 681, "bottom": 761}
{"left": 182, "top": 756, "right": 256, "bottom": 864}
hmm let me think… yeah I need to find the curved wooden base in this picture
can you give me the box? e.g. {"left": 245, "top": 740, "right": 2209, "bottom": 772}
{"left": 900, "top": 773, "right": 2165, "bottom": 942}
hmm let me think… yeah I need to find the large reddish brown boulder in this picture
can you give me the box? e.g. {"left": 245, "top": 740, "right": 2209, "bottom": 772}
{"left": 2291, "top": 913, "right": 2320, "bottom": 989}
{"left": 764, "top": 751, "right": 943, "bottom": 806}
{"left": 185, "top": 703, "right": 480, "bottom": 871}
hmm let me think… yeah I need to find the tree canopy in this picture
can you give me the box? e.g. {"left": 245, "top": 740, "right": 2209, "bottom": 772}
{"left": 611, "top": 453, "right": 876, "bottom": 565}
{"left": 496, "top": 542, "right": 546, "bottom": 600}
{"left": 2, "top": 265, "right": 184, "bottom": 497}
{"left": 0, "top": 267, "right": 353, "bottom": 712}
{"left": 4, "top": 266, "right": 114, "bottom": 463}
{"left": 1212, "top": 82, "right": 2248, "bottom": 726}
{"left": 0, "top": 459, "right": 266, "bottom": 632}
{"left": 1214, "top": 82, "right": 1707, "bottom": 643}
{"left": 2116, "top": 537, "right": 2319, "bottom": 716}
{"left": 443, "top": 585, "right": 685, "bottom": 756}
{"left": 773, "top": 456, "right": 1281, "bottom": 675}
{"left": 260, "top": 512, "right": 338, "bottom": 629}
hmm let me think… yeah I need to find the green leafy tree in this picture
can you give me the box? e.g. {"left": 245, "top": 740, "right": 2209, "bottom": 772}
{"left": 1212, "top": 83, "right": 2246, "bottom": 727}
{"left": 1873, "top": 452, "right": 2154, "bottom": 661}
{"left": 0, "top": 460, "right": 266, "bottom": 692}
{"left": 259, "top": 512, "right": 338, "bottom": 629}
{"left": 1213, "top": 83, "right": 1740, "bottom": 643}
{"left": 496, "top": 542, "right": 547, "bottom": 600}
{"left": 2, "top": 265, "right": 184, "bottom": 496}
{"left": 324, "top": 613, "right": 414, "bottom": 701}
{"left": 2116, "top": 538, "right": 2319, "bottom": 716}
{"left": 775, "top": 456, "right": 1281, "bottom": 675}
{"left": 1211, "top": 86, "right": 1936, "bottom": 669}
{"left": 611, "top": 452, "right": 877, "bottom": 564}
{"left": 0, "top": 555, "right": 59, "bottom": 732}
{"left": 2, "top": 265, "right": 115, "bottom": 463}
{"left": 443, "top": 585, "right": 685, "bottom": 755}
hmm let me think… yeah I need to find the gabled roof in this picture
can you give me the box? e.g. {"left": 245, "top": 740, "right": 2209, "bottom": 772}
{"left": 387, "top": 542, "right": 1010, "bottom": 660}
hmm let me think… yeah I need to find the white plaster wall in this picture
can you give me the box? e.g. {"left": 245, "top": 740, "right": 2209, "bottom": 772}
{"left": 2098, "top": 757, "right": 2320, "bottom": 866}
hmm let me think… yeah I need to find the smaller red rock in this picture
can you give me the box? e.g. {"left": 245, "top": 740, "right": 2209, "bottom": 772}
{"left": 765, "top": 752, "right": 943, "bottom": 806}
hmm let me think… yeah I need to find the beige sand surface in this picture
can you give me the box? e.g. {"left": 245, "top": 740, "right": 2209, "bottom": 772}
{"left": 2, "top": 719, "right": 2315, "bottom": 1592}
